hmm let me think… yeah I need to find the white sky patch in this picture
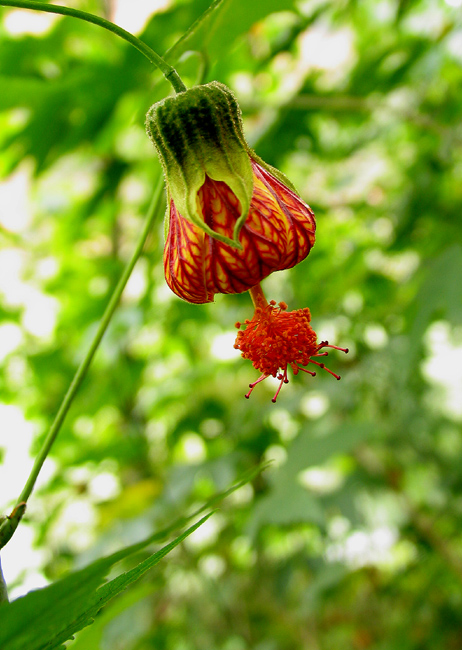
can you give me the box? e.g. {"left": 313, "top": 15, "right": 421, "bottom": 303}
{"left": 364, "top": 323, "right": 389, "bottom": 350}
{"left": 3, "top": 9, "right": 59, "bottom": 37}
{"left": 174, "top": 432, "right": 207, "bottom": 464}
{"left": 51, "top": 499, "right": 97, "bottom": 553}
{"left": 422, "top": 321, "right": 462, "bottom": 421}
{"left": 263, "top": 444, "right": 287, "bottom": 467}
{"left": 73, "top": 415, "right": 95, "bottom": 439}
{"left": 0, "top": 404, "right": 35, "bottom": 510}
{"left": 198, "top": 554, "right": 226, "bottom": 579}
{"left": 326, "top": 526, "right": 398, "bottom": 568}
{"left": 342, "top": 290, "right": 364, "bottom": 316}
{"left": 268, "top": 408, "right": 299, "bottom": 441}
{"left": 0, "top": 163, "right": 33, "bottom": 233}
{"left": 1, "top": 523, "right": 49, "bottom": 600}
{"left": 184, "top": 514, "right": 224, "bottom": 552}
{"left": 36, "top": 257, "right": 59, "bottom": 282}
{"left": 0, "top": 248, "right": 25, "bottom": 304}
{"left": 123, "top": 258, "right": 148, "bottom": 302}
{"left": 21, "top": 289, "right": 59, "bottom": 339}
{"left": 210, "top": 331, "right": 241, "bottom": 361}
{"left": 446, "top": 30, "right": 462, "bottom": 62}
{"left": 298, "top": 466, "right": 343, "bottom": 494}
{"left": 337, "top": 150, "right": 390, "bottom": 204}
{"left": 404, "top": 5, "right": 446, "bottom": 37}
{"left": 0, "top": 323, "right": 23, "bottom": 362}
{"left": 0, "top": 248, "right": 60, "bottom": 340}
{"left": 88, "top": 471, "right": 121, "bottom": 502}
{"left": 111, "top": 0, "right": 171, "bottom": 34}
{"left": 299, "top": 24, "right": 355, "bottom": 72}
{"left": 315, "top": 320, "right": 339, "bottom": 346}
{"left": 365, "top": 249, "right": 420, "bottom": 283}
{"left": 372, "top": 1, "right": 395, "bottom": 23}
{"left": 300, "top": 392, "right": 330, "bottom": 419}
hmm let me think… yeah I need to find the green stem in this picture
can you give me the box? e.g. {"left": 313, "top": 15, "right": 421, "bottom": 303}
{"left": 0, "top": 176, "right": 164, "bottom": 551}
{"left": 20, "top": 180, "right": 163, "bottom": 505}
{"left": 0, "top": 556, "right": 8, "bottom": 604}
{"left": 0, "top": 0, "right": 186, "bottom": 93}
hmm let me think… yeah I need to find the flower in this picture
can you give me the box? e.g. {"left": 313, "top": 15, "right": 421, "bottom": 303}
{"left": 146, "top": 82, "right": 347, "bottom": 401}
{"left": 146, "top": 82, "right": 315, "bottom": 303}
{"left": 234, "top": 285, "right": 349, "bottom": 402}
{"left": 164, "top": 157, "right": 316, "bottom": 303}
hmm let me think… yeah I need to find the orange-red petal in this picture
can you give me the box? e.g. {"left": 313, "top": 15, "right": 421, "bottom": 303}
{"left": 163, "top": 159, "right": 316, "bottom": 304}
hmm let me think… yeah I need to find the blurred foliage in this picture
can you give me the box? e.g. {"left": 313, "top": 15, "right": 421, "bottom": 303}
{"left": 1, "top": 0, "right": 462, "bottom": 648}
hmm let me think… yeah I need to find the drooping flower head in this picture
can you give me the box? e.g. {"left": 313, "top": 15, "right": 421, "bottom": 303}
{"left": 146, "top": 82, "right": 315, "bottom": 303}
{"left": 145, "top": 82, "right": 348, "bottom": 401}
{"left": 234, "top": 286, "right": 349, "bottom": 402}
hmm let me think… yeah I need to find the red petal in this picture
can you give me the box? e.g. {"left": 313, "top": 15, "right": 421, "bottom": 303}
{"left": 164, "top": 159, "right": 316, "bottom": 303}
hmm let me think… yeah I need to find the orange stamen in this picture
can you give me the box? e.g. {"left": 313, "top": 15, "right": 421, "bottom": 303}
{"left": 235, "top": 287, "right": 349, "bottom": 402}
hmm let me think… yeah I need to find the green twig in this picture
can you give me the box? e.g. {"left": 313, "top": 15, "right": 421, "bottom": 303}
{"left": 0, "top": 0, "right": 186, "bottom": 93}
{"left": 0, "top": 177, "right": 165, "bottom": 551}
{"left": 0, "top": 504, "right": 27, "bottom": 552}
{"left": 0, "top": 556, "right": 8, "bottom": 604}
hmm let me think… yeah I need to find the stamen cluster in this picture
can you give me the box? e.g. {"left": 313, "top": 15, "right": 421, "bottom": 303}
{"left": 234, "top": 300, "right": 348, "bottom": 402}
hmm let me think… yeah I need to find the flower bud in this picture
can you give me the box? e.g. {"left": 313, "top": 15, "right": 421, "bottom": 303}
{"left": 146, "top": 81, "right": 253, "bottom": 248}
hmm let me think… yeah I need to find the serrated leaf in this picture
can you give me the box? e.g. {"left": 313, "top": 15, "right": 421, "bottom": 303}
{"left": 0, "top": 514, "right": 211, "bottom": 650}
{"left": 0, "top": 461, "right": 267, "bottom": 650}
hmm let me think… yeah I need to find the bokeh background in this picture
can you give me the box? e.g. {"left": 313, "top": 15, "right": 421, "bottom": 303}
{"left": 1, "top": 0, "right": 462, "bottom": 647}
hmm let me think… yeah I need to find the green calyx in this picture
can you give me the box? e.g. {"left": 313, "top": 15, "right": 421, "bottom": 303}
{"left": 145, "top": 82, "right": 254, "bottom": 249}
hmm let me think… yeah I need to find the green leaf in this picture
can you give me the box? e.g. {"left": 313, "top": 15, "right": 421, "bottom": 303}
{"left": 0, "top": 514, "right": 211, "bottom": 650}
{"left": 68, "top": 582, "right": 155, "bottom": 650}
{"left": 284, "top": 422, "right": 376, "bottom": 476}
{"left": 249, "top": 423, "right": 376, "bottom": 533}
{"left": 411, "top": 244, "right": 462, "bottom": 337}
{"left": 0, "top": 461, "right": 267, "bottom": 650}
{"left": 251, "top": 481, "right": 325, "bottom": 530}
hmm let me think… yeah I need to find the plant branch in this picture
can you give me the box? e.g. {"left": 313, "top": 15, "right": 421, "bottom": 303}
{"left": 0, "top": 556, "right": 8, "bottom": 604}
{"left": 0, "top": 0, "right": 186, "bottom": 93}
{"left": 0, "top": 176, "right": 165, "bottom": 551}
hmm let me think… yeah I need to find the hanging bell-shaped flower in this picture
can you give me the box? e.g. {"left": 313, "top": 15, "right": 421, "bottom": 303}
{"left": 146, "top": 82, "right": 316, "bottom": 303}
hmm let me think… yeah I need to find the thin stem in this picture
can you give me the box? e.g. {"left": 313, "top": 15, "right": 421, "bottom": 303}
{"left": 0, "top": 556, "right": 8, "bottom": 604}
{"left": 249, "top": 284, "right": 268, "bottom": 310}
{"left": 16, "top": 179, "right": 164, "bottom": 508}
{"left": 0, "top": 0, "right": 187, "bottom": 93}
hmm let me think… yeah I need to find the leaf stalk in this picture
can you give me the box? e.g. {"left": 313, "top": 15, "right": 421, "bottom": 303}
{"left": 0, "top": 0, "right": 187, "bottom": 93}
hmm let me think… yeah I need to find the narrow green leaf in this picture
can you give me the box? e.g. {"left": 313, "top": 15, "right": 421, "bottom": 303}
{"left": 0, "top": 462, "right": 267, "bottom": 650}
{"left": 0, "top": 515, "right": 211, "bottom": 650}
